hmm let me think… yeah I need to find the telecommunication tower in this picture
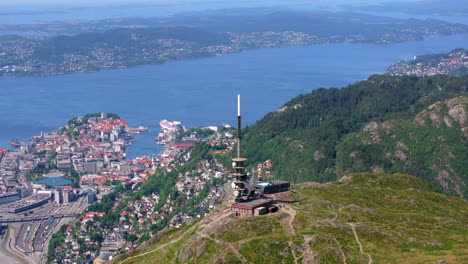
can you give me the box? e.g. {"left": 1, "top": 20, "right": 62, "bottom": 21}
{"left": 231, "top": 94, "right": 255, "bottom": 202}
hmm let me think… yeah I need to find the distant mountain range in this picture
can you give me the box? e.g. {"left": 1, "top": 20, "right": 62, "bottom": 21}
{"left": 355, "top": 0, "right": 468, "bottom": 16}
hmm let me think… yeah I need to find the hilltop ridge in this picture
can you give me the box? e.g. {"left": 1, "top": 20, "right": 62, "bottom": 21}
{"left": 113, "top": 173, "right": 468, "bottom": 264}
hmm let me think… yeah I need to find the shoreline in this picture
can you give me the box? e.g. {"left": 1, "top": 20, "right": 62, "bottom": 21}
{"left": 2, "top": 32, "right": 468, "bottom": 78}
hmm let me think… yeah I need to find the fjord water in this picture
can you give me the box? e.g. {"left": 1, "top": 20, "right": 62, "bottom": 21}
{"left": 1, "top": 34, "right": 467, "bottom": 159}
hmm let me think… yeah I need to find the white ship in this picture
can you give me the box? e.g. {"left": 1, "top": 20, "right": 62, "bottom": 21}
{"left": 159, "top": 120, "right": 181, "bottom": 132}
{"left": 155, "top": 120, "right": 182, "bottom": 144}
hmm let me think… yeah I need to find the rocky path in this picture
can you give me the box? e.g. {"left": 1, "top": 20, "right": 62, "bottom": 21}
{"left": 348, "top": 223, "right": 373, "bottom": 264}
{"left": 117, "top": 223, "right": 199, "bottom": 264}
{"left": 281, "top": 205, "right": 297, "bottom": 236}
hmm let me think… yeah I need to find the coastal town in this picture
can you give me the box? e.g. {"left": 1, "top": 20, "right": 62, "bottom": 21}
{"left": 0, "top": 112, "right": 271, "bottom": 263}
{"left": 0, "top": 113, "right": 149, "bottom": 263}
{"left": 0, "top": 29, "right": 314, "bottom": 76}
{"left": 1, "top": 112, "right": 150, "bottom": 192}
{"left": 386, "top": 48, "right": 468, "bottom": 76}
{"left": 44, "top": 116, "right": 243, "bottom": 263}
{"left": 0, "top": 30, "right": 327, "bottom": 76}
{"left": 1, "top": 10, "right": 468, "bottom": 77}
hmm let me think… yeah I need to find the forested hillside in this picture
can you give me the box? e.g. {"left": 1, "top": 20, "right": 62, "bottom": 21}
{"left": 242, "top": 74, "right": 468, "bottom": 197}
{"left": 337, "top": 96, "right": 468, "bottom": 198}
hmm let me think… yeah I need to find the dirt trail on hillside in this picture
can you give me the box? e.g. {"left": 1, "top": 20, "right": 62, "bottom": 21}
{"left": 282, "top": 205, "right": 297, "bottom": 235}
{"left": 300, "top": 235, "right": 316, "bottom": 264}
{"left": 348, "top": 223, "right": 373, "bottom": 264}
{"left": 198, "top": 209, "right": 249, "bottom": 263}
{"left": 117, "top": 222, "right": 199, "bottom": 264}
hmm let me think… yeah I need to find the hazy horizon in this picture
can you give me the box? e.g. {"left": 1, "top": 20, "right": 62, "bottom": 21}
{"left": 0, "top": 0, "right": 417, "bottom": 8}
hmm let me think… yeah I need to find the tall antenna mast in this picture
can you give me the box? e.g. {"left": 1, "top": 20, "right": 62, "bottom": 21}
{"left": 237, "top": 94, "right": 241, "bottom": 158}
{"left": 231, "top": 93, "right": 252, "bottom": 202}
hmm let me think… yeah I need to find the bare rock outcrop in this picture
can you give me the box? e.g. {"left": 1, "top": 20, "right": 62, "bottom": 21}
{"left": 414, "top": 96, "right": 468, "bottom": 137}
{"left": 362, "top": 121, "right": 395, "bottom": 144}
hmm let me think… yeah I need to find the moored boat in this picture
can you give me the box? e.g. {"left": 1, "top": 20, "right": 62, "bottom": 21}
{"left": 10, "top": 138, "right": 21, "bottom": 147}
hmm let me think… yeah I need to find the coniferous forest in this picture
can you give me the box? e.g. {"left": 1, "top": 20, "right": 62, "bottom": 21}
{"left": 242, "top": 74, "right": 468, "bottom": 197}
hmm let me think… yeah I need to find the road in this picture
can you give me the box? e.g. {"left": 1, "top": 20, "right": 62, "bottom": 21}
{"left": 0, "top": 226, "right": 28, "bottom": 264}
{"left": 0, "top": 196, "right": 89, "bottom": 264}
{"left": 15, "top": 205, "right": 59, "bottom": 255}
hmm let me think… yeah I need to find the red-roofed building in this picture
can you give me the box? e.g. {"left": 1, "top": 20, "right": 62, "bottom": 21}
{"left": 85, "top": 212, "right": 106, "bottom": 218}
{"left": 230, "top": 199, "right": 273, "bottom": 217}
{"left": 172, "top": 143, "right": 195, "bottom": 149}
{"left": 120, "top": 211, "right": 130, "bottom": 217}
{"left": 82, "top": 217, "right": 93, "bottom": 223}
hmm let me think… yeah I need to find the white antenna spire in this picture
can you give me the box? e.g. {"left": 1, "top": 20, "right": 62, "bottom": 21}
{"left": 237, "top": 94, "right": 241, "bottom": 117}
{"left": 237, "top": 94, "right": 242, "bottom": 158}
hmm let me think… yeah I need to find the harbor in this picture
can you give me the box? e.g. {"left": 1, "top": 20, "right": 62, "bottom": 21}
{"left": 0, "top": 112, "right": 149, "bottom": 263}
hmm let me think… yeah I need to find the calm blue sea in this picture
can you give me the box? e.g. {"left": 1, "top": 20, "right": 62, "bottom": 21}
{"left": 0, "top": 34, "right": 467, "bottom": 159}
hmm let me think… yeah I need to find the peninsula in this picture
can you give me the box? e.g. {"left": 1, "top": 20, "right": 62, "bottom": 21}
{"left": 386, "top": 48, "right": 468, "bottom": 76}
{"left": 0, "top": 112, "right": 148, "bottom": 263}
{"left": 1, "top": 10, "right": 468, "bottom": 76}
{"left": 0, "top": 112, "right": 238, "bottom": 263}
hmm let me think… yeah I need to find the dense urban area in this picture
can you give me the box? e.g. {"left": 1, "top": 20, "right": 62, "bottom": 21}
{"left": 0, "top": 112, "right": 276, "bottom": 263}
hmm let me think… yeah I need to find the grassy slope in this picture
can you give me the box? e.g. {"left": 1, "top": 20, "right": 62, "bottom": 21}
{"left": 113, "top": 173, "right": 468, "bottom": 264}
